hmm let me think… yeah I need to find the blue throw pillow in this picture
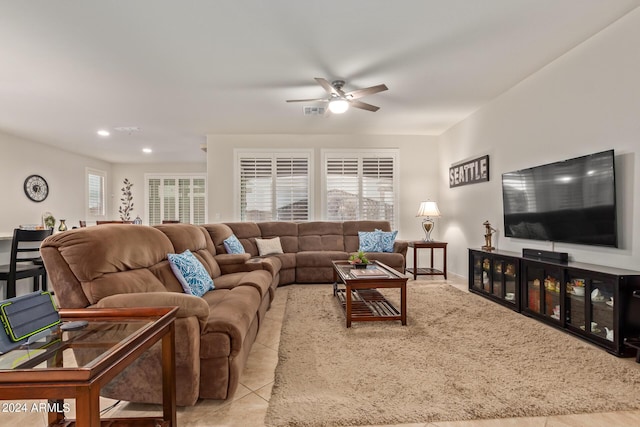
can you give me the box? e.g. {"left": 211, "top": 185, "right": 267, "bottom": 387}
{"left": 358, "top": 231, "right": 382, "bottom": 252}
{"left": 223, "top": 234, "right": 245, "bottom": 254}
{"left": 168, "top": 249, "right": 214, "bottom": 297}
{"left": 376, "top": 229, "right": 398, "bottom": 253}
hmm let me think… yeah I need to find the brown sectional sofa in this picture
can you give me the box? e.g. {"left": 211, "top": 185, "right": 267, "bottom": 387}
{"left": 40, "top": 220, "right": 406, "bottom": 406}
{"left": 206, "top": 220, "right": 407, "bottom": 284}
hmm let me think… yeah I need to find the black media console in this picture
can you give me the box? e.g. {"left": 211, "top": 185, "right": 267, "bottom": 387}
{"left": 469, "top": 248, "right": 640, "bottom": 356}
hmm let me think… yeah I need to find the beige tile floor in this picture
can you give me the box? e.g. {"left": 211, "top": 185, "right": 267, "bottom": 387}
{"left": 2, "top": 276, "right": 639, "bottom": 426}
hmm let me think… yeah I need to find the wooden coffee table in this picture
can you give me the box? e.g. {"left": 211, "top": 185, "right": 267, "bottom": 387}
{"left": 0, "top": 306, "right": 177, "bottom": 426}
{"left": 332, "top": 260, "right": 408, "bottom": 327}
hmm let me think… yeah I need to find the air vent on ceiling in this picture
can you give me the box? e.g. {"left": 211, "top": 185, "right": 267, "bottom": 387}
{"left": 114, "top": 126, "right": 142, "bottom": 133}
{"left": 303, "top": 106, "right": 325, "bottom": 116}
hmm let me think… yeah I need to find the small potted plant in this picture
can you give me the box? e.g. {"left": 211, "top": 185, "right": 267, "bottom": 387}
{"left": 349, "top": 250, "right": 370, "bottom": 268}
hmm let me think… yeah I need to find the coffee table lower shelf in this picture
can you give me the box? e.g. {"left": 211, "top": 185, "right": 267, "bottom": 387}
{"left": 335, "top": 288, "right": 402, "bottom": 324}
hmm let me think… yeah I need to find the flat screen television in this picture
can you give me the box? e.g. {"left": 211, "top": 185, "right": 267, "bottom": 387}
{"left": 502, "top": 150, "right": 617, "bottom": 247}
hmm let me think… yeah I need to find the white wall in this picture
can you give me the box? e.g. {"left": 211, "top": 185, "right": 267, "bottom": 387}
{"left": 111, "top": 162, "right": 206, "bottom": 223}
{"left": 0, "top": 130, "right": 112, "bottom": 294}
{"left": 206, "top": 134, "right": 440, "bottom": 242}
{"left": 438, "top": 9, "right": 640, "bottom": 277}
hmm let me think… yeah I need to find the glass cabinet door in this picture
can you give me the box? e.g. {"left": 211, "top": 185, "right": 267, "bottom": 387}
{"left": 482, "top": 257, "right": 491, "bottom": 292}
{"left": 524, "top": 262, "right": 562, "bottom": 320}
{"left": 566, "top": 273, "right": 586, "bottom": 331}
{"left": 590, "top": 278, "right": 615, "bottom": 342}
{"left": 525, "top": 264, "right": 543, "bottom": 314}
{"left": 504, "top": 261, "right": 517, "bottom": 305}
{"left": 492, "top": 260, "right": 503, "bottom": 298}
{"left": 472, "top": 253, "right": 483, "bottom": 291}
{"left": 543, "top": 270, "right": 562, "bottom": 321}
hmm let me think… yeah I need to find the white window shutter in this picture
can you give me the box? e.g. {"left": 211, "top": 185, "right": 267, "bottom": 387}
{"left": 323, "top": 150, "right": 398, "bottom": 228}
{"left": 145, "top": 175, "right": 207, "bottom": 225}
{"left": 325, "top": 157, "right": 359, "bottom": 221}
{"left": 87, "top": 172, "right": 105, "bottom": 216}
{"left": 276, "top": 156, "right": 309, "bottom": 221}
{"left": 237, "top": 150, "right": 312, "bottom": 221}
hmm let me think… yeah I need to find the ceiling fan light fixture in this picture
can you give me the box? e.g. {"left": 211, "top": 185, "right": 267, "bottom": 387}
{"left": 328, "top": 98, "right": 349, "bottom": 114}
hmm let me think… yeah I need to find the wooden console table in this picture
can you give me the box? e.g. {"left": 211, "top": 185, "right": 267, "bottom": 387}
{"left": 0, "top": 307, "right": 177, "bottom": 426}
{"left": 407, "top": 241, "right": 447, "bottom": 280}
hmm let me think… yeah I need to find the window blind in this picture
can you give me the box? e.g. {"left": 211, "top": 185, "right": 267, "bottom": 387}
{"left": 87, "top": 169, "right": 106, "bottom": 218}
{"left": 145, "top": 175, "right": 207, "bottom": 225}
{"left": 237, "top": 151, "right": 311, "bottom": 221}
{"left": 323, "top": 150, "right": 398, "bottom": 227}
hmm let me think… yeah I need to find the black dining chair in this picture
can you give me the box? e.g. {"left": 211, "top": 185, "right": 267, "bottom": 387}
{"left": 0, "top": 228, "right": 54, "bottom": 299}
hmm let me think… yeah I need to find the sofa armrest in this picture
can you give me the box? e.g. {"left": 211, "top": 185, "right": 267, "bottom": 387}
{"left": 215, "top": 253, "right": 252, "bottom": 265}
{"left": 249, "top": 256, "right": 281, "bottom": 277}
{"left": 95, "top": 292, "right": 210, "bottom": 331}
{"left": 214, "top": 253, "right": 252, "bottom": 274}
{"left": 393, "top": 240, "right": 409, "bottom": 255}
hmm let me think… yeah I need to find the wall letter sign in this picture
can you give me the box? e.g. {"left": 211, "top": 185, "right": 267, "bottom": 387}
{"left": 449, "top": 155, "right": 490, "bottom": 188}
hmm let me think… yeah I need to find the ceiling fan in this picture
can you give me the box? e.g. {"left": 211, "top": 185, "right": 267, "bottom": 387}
{"left": 286, "top": 78, "right": 388, "bottom": 114}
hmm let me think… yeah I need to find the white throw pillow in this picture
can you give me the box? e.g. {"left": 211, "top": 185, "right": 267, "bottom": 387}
{"left": 255, "top": 237, "right": 284, "bottom": 256}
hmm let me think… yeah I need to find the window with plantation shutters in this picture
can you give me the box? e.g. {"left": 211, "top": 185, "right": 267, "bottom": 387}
{"left": 236, "top": 150, "right": 312, "bottom": 221}
{"left": 145, "top": 174, "right": 207, "bottom": 225}
{"left": 322, "top": 150, "right": 399, "bottom": 228}
{"left": 86, "top": 168, "right": 106, "bottom": 219}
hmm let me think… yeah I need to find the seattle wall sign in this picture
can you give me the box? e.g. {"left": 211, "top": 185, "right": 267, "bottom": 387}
{"left": 449, "top": 155, "right": 489, "bottom": 188}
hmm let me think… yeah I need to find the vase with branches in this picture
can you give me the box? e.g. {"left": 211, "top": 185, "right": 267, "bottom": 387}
{"left": 119, "top": 178, "right": 134, "bottom": 221}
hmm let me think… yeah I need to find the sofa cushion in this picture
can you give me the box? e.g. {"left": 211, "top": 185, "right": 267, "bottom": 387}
{"left": 298, "top": 222, "right": 344, "bottom": 251}
{"left": 268, "top": 253, "right": 295, "bottom": 270}
{"left": 223, "top": 234, "right": 245, "bottom": 254}
{"left": 296, "top": 251, "right": 349, "bottom": 268}
{"left": 82, "top": 269, "right": 168, "bottom": 305}
{"left": 377, "top": 229, "right": 398, "bottom": 253}
{"left": 42, "top": 225, "right": 175, "bottom": 305}
{"left": 226, "top": 222, "right": 262, "bottom": 256}
{"left": 255, "top": 237, "right": 284, "bottom": 256}
{"left": 200, "top": 286, "right": 261, "bottom": 358}
{"left": 257, "top": 222, "right": 299, "bottom": 253}
{"left": 358, "top": 231, "right": 382, "bottom": 252}
{"left": 343, "top": 220, "right": 392, "bottom": 252}
{"left": 155, "top": 224, "right": 222, "bottom": 279}
{"left": 202, "top": 223, "right": 234, "bottom": 254}
{"left": 211, "top": 270, "right": 272, "bottom": 299}
{"left": 168, "top": 250, "right": 215, "bottom": 297}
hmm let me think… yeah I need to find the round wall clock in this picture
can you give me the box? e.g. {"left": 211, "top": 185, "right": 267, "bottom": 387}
{"left": 24, "top": 174, "right": 49, "bottom": 202}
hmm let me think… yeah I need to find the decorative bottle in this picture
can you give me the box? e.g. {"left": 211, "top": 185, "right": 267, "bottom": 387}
{"left": 58, "top": 219, "right": 67, "bottom": 232}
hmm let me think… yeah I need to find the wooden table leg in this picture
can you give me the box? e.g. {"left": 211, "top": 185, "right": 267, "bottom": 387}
{"left": 413, "top": 244, "right": 418, "bottom": 280}
{"left": 430, "top": 247, "right": 434, "bottom": 270}
{"left": 346, "top": 284, "right": 352, "bottom": 328}
{"left": 47, "top": 400, "right": 66, "bottom": 425}
{"left": 162, "top": 321, "right": 177, "bottom": 426}
{"left": 401, "top": 283, "right": 407, "bottom": 325}
{"left": 75, "top": 386, "right": 101, "bottom": 426}
{"left": 443, "top": 246, "right": 447, "bottom": 279}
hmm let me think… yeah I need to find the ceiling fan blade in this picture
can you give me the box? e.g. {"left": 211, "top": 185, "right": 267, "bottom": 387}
{"left": 344, "top": 84, "right": 388, "bottom": 100}
{"left": 350, "top": 100, "right": 380, "bottom": 112}
{"left": 315, "top": 77, "right": 340, "bottom": 96}
{"left": 286, "top": 98, "right": 328, "bottom": 103}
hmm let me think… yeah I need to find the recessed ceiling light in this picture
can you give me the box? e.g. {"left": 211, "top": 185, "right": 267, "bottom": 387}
{"left": 97, "top": 129, "right": 110, "bottom": 137}
{"left": 142, "top": 148, "right": 152, "bottom": 154}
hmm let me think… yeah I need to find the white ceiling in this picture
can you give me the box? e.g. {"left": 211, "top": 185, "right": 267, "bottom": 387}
{"left": 1, "top": 0, "right": 639, "bottom": 163}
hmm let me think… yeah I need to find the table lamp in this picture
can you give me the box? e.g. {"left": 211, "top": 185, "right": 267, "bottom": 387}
{"left": 416, "top": 201, "right": 441, "bottom": 241}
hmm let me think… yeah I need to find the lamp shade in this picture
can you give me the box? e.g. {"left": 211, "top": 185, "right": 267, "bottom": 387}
{"left": 416, "top": 201, "right": 441, "bottom": 217}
